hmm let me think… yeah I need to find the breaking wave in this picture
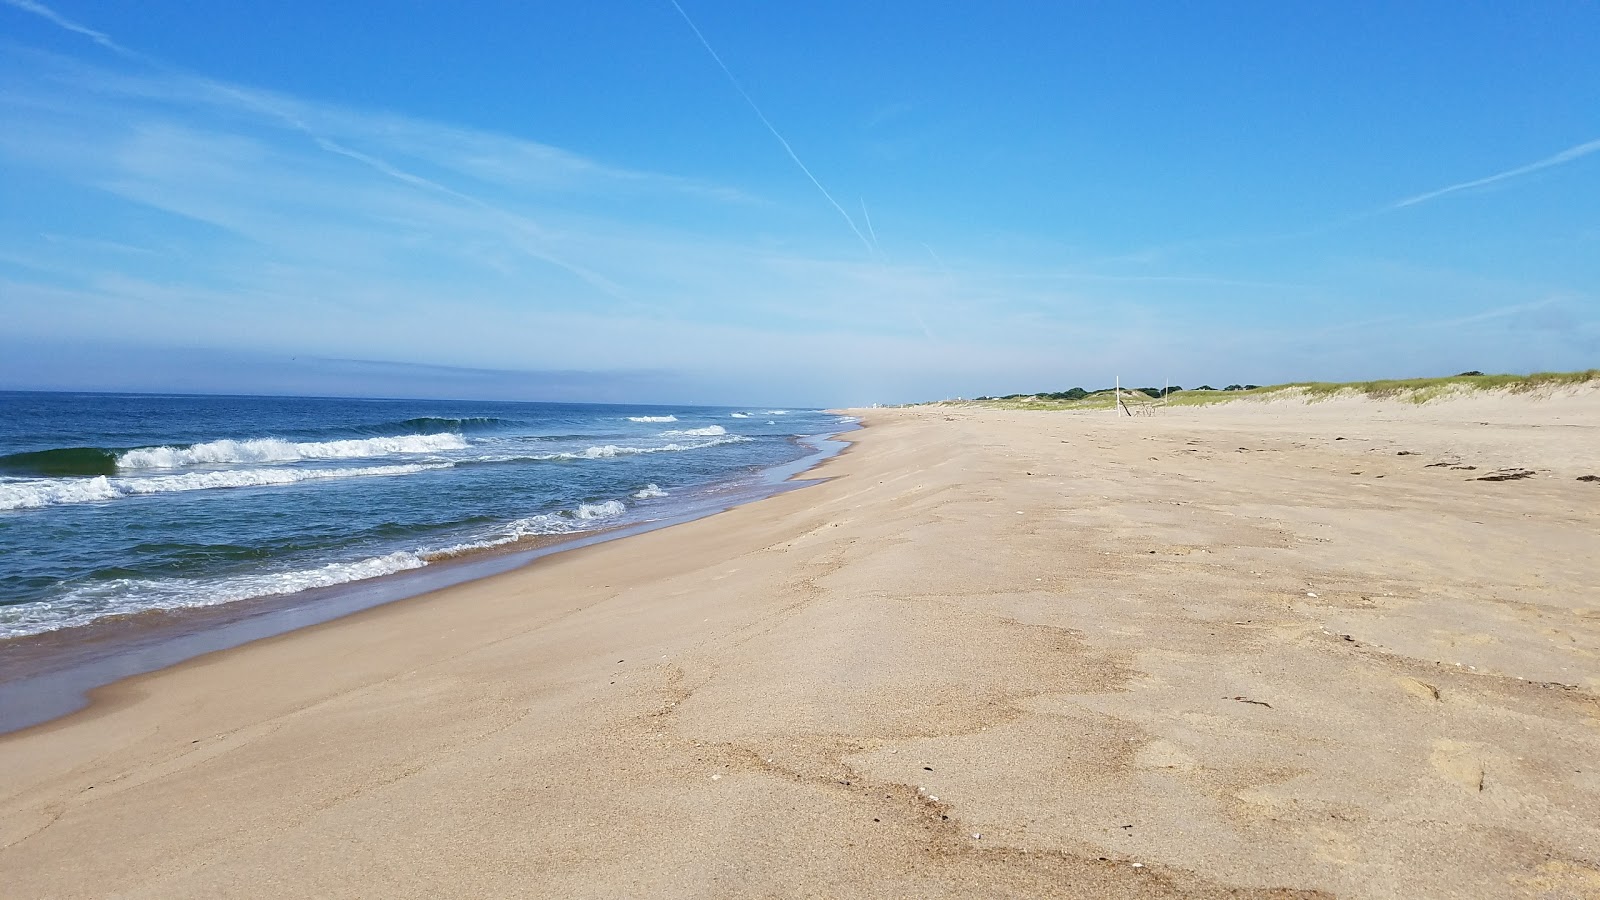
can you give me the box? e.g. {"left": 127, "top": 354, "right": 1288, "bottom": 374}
{"left": 662, "top": 425, "right": 727, "bottom": 437}
{"left": 0, "top": 431, "right": 474, "bottom": 477}
{"left": 116, "top": 433, "right": 470, "bottom": 469}
{"left": 0, "top": 464, "right": 447, "bottom": 511}
{"left": 631, "top": 483, "right": 669, "bottom": 499}
{"left": 627, "top": 415, "right": 677, "bottom": 423}
{"left": 575, "top": 499, "right": 626, "bottom": 519}
{"left": 0, "top": 447, "right": 122, "bottom": 478}
{"left": 469, "top": 435, "right": 751, "bottom": 465}
{"left": 391, "top": 416, "right": 504, "bottom": 433}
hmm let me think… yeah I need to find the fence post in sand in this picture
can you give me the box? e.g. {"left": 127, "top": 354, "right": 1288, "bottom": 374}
{"left": 1115, "top": 376, "right": 1120, "bottom": 417}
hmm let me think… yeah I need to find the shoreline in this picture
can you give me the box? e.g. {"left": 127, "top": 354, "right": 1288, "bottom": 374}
{"left": 3, "top": 396, "right": 1596, "bottom": 897}
{"left": 0, "top": 424, "right": 859, "bottom": 735}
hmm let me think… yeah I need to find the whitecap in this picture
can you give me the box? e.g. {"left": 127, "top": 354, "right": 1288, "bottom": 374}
{"left": 116, "top": 433, "right": 469, "bottom": 469}
{"left": 626, "top": 415, "right": 677, "bottom": 423}
{"left": 0, "top": 464, "right": 448, "bottom": 511}
{"left": 662, "top": 425, "right": 727, "bottom": 437}
{"left": 632, "top": 484, "right": 669, "bottom": 499}
{"left": 575, "top": 499, "right": 626, "bottom": 520}
{"left": 537, "top": 435, "right": 750, "bottom": 461}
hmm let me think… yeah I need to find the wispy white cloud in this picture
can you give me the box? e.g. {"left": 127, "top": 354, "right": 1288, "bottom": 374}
{"left": 0, "top": 64, "right": 995, "bottom": 360}
{"left": 0, "top": 10, "right": 679, "bottom": 297}
{"left": 1392, "top": 137, "right": 1600, "bottom": 209}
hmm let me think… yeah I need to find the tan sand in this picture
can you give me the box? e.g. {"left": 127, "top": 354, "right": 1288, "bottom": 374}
{"left": 3, "top": 390, "right": 1598, "bottom": 898}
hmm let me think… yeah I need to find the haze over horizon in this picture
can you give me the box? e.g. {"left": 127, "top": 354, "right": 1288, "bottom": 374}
{"left": 1, "top": 1, "right": 1596, "bottom": 406}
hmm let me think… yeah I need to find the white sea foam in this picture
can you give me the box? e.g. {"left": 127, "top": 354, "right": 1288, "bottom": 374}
{"left": 116, "top": 433, "right": 470, "bottom": 469}
{"left": 730, "top": 412, "right": 750, "bottom": 418}
{"left": 0, "top": 476, "right": 123, "bottom": 509}
{"left": 632, "top": 483, "right": 668, "bottom": 499}
{"left": 575, "top": 499, "right": 626, "bottom": 519}
{"left": 526, "top": 435, "right": 750, "bottom": 462}
{"left": 662, "top": 425, "right": 727, "bottom": 437}
{"left": 466, "top": 441, "right": 735, "bottom": 464}
{"left": 0, "top": 464, "right": 446, "bottom": 510}
{"left": 0, "top": 551, "right": 429, "bottom": 639}
{"left": 626, "top": 415, "right": 678, "bottom": 423}
{"left": 765, "top": 410, "right": 789, "bottom": 415}
{"left": 423, "top": 498, "right": 631, "bottom": 559}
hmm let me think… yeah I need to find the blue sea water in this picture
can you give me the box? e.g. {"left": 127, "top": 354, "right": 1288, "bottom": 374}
{"left": 0, "top": 392, "right": 849, "bottom": 640}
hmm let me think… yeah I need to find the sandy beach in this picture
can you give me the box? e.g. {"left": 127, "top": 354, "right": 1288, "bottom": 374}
{"left": 3, "top": 390, "right": 1598, "bottom": 898}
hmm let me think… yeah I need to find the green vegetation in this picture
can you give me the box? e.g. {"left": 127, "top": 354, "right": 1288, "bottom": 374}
{"left": 943, "top": 370, "right": 1599, "bottom": 411}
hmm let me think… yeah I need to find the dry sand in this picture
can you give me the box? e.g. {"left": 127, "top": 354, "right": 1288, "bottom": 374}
{"left": 3, "top": 390, "right": 1598, "bottom": 898}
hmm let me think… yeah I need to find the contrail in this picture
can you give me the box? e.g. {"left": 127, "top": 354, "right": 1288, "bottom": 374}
{"left": 1392, "top": 136, "right": 1600, "bottom": 209}
{"left": 6, "top": 0, "right": 626, "bottom": 297}
{"left": 922, "top": 242, "right": 955, "bottom": 281}
{"left": 1, "top": 0, "right": 139, "bottom": 58}
{"left": 860, "top": 198, "right": 880, "bottom": 253}
{"left": 667, "top": 0, "right": 875, "bottom": 254}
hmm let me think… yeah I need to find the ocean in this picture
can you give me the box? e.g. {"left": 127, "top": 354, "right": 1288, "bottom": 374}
{"left": 0, "top": 392, "right": 851, "bottom": 642}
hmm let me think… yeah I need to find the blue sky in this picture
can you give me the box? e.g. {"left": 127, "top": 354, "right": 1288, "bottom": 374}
{"left": 1, "top": 1, "right": 1596, "bottom": 405}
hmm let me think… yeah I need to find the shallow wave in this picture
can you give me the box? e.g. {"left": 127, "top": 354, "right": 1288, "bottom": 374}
{"left": 730, "top": 413, "right": 750, "bottom": 418}
{"left": 0, "top": 492, "right": 642, "bottom": 637}
{"left": 393, "top": 416, "right": 504, "bottom": 433}
{"left": 421, "top": 496, "right": 631, "bottom": 559}
{"left": 632, "top": 483, "right": 669, "bottom": 499}
{"left": 561, "top": 436, "right": 749, "bottom": 459}
{"left": 575, "top": 499, "right": 626, "bottom": 519}
{"left": 0, "top": 551, "right": 430, "bottom": 639}
{"left": 116, "top": 433, "right": 470, "bottom": 469}
{"left": 626, "top": 415, "right": 677, "bottom": 423}
{"left": 662, "top": 425, "right": 727, "bottom": 437}
{"left": 467, "top": 435, "right": 750, "bottom": 465}
{"left": 0, "top": 464, "right": 448, "bottom": 511}
{"left": 765, "top": 410, "right": 790, "bottom": 415}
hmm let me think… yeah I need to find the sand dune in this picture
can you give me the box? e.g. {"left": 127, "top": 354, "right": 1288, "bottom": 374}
{"left": 2, "top": 390, "right": 1598, "bottom": 897}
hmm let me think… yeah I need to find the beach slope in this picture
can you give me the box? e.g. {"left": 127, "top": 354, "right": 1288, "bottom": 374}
{"left": 3, "top": 392, "right": 1598, "bottom": 898}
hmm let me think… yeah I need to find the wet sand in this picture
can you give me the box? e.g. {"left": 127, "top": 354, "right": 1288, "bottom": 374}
{"left": 2, "top": 391, "right": 1597, "bottom": 897}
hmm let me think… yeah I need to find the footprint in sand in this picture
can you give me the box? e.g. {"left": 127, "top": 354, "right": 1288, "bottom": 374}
{"left": 1133, "top": 740, "right": 1197, "bottom": 771}
{"left": 1430, "top": 739, "right": 1486, "bottom": 792}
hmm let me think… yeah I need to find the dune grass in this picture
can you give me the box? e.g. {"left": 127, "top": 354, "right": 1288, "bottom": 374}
{"left": 940, "top": 370, "right": 1599, "bottom": 410}
{"left": 1245, "top": 370, "right": 1600, "bottom": 405}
